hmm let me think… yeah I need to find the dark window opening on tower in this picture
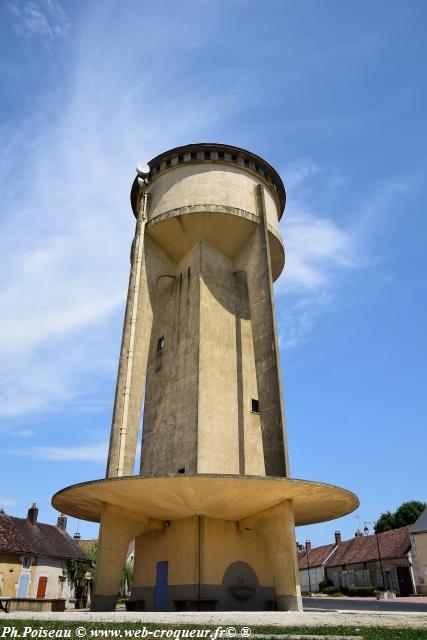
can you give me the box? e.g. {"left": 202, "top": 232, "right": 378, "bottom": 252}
{"left": 178, "top": 467, "right": 185, "bottom": 474}
{"left": 157, "top": 337, "right": 165, "bottom": 352}
{"left": 251, "top": 399, "right": 259, "bottom": 414}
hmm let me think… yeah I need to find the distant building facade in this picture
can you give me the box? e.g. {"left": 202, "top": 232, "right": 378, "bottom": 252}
{"left": 298, "top": 532, "right": 341, "bottom": 592}
{"left": 410, "top": 508, "right": 427, "bottom": 595}
{"left": 298, "top": 527, "right": 415, "bottom": 596}
{"left": 0, "top": 504, "right": 88, "bottom": 605}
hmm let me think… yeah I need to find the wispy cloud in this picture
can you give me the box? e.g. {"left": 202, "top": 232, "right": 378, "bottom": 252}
{"left": 284, "top": 158, "right": 320, "bottom": 190}
{"left": 6, "top": 0, "right": 70, "bottom": 42}
{"left": 276, "top": 159, "right": 384, "bottom": 347}
{"left": 279, "top": 204, "right": 358, "bottom": 292}
{"left": 14, "top": 429, "right": 35, "bottom": 437}
{"left": 0, "top": 496, "right": 17, "bottom": 507}
{"left": 0, "top": 5, "right": 238, "bottom": 422}
{"left": 12, "top": 442, "right": 108, "bottom": 462}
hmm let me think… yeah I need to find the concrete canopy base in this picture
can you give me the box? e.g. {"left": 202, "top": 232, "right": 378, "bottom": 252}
{"left": 53, "top": 475, "right": 358, "bottom": 613}
{"left": 52, "top": 474, "right": 358, "bottom": 525}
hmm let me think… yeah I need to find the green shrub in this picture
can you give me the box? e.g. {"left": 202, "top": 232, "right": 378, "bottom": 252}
{"left": 322, "top": 585, "right": 344, "bottom": 596}
{"left": 319, "top": 577, "right": 334, "bottom": 592}
{"left": 348, "top": 586, "right": 377, "bottom": 597}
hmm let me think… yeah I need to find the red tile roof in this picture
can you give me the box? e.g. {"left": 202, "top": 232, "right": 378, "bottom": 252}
{"left": 0, "top": 512, "right": 88, "bottom": 561}
{"left": 298, "top": 543, "right": 336, "bottom": 569}
{"left": 327, "top": 527, "right": 411, "bottom": 567}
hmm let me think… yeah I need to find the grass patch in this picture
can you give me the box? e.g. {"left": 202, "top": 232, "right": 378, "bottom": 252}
{"left": 0, "top": 621, "right": 426, "bottom": 640}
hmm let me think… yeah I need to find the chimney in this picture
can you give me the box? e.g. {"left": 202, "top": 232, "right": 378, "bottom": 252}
{"left": 305, "top": 540, "right": 311, "bottom": 551}
{"left": 73, "top": 532, "right": 81, "bottom": 540}
{"left": 57, "top": 514, "right": 67, "bottom": 531}
{"left": 27, "top": 503, "right": 38, "bottom": 525}
{"left": 335, "top": 531, "right": 341, "bottom": 544}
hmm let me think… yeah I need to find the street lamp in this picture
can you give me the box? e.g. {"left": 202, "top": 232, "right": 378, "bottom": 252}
{"left": 364, "top": 522, "right": 386, "bottom": 590}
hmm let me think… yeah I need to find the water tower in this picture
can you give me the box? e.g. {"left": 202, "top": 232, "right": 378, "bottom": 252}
{"left": 53, "top": 144, "right": 358, "bottom": 611}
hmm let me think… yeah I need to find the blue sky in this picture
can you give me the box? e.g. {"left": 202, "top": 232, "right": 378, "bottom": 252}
{"left": 1, "top": 0, "right": 426, "bottom": 547}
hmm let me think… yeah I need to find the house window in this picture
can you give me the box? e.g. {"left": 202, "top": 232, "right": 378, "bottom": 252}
{"left": 22, "top": 556, "right": 32, "bottom": 569}
{"left": 251, "top": 399, "right": 259, "bottom": 414}
{"left": 157, "top": 337, "right": 165, "bottom": 352}
{"left": 178, "top": 467, "right": 185, "bottom": 474}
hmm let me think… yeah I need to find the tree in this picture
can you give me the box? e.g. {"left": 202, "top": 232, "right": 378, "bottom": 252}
{"left": 121, "top": 560, "right": 134, "bottom": 596}
{"left": 66, "top": 540, "right": 97, "bottom": 607}
{"left": 67, "top": 540, "right": 134, "bottom": 603}
{"left": 375, "top": 501, "right": 426, "bottom": 533}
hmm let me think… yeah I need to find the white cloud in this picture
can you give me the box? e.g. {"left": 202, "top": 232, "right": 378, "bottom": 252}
{"left": 12, "top": 442, "right": 108, "bottom": 462}
{"left": 283, "top": 158, "right": 320, "bottom": 190}
{"left": 0, "top": 7, "right": 238, "bottom": 421}
{"left": 6, "top": 0, "right": 70, "bottom": 41}
{"left": 279, "top": 204, "right": 357, "bottom": 292}
{"left": 0, "top": 496, "right": 17, "bottom": 507}
{"left": 276, "top": 161, "right": 378, "bottom": 348}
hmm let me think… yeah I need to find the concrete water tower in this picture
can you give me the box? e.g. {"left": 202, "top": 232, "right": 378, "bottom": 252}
{"left": 53, "top": 143, "right": 358, "bottom": 612}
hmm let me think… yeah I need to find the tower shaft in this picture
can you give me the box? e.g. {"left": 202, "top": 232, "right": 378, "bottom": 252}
{"left": 106, "top": 146, "right": 290, "bottom": 479}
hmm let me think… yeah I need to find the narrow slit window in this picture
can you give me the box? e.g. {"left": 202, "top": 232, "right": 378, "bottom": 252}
{"left": 157, "top": 336, "right": 165, "bottom": 352}
{"left": 178, "top": 467, "right": 185, "bottom": 474}
{"left": 251, "top": 399, "right": 259, "bottom": 414}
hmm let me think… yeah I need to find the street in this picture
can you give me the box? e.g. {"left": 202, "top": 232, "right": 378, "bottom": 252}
{"left": 303, "top": 596, "right": 427, "bottom": 613}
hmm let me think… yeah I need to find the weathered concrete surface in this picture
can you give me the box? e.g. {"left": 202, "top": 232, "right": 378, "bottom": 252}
{"left": 240, "top": 501, "right": 302, "bottom": 611}
{"left": 92, "top": 504, "right": 162, "bottom": 612}
{"left": 235, "top": 186, "right": 288, "bottom": 477}
{"left": 52, "top": 476, "right": 358, "bottom": 526}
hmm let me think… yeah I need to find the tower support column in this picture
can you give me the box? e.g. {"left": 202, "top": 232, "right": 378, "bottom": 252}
{"left": 91, "top": 504, "right": 162, "bottom": 611}
{"left": 235, "top": 184, "right": 289, "bottom": 477}
{"left": 240, "top": 500, "right": 302, "bottom": 611}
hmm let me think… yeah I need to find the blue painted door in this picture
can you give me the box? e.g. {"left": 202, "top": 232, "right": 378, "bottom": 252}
{"left": 17, "top": 573, "right": 30, "bottom": 597}
{"left": 154, "top": 561, "right": 168, "bottom": 611}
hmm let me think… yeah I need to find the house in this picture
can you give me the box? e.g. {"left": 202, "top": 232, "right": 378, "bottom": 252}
{"left": 410, "top": 508, "right": 427, "bottom": 595}
{"left": 325, "top": 526, "right": 414, "bottom": 595}
{"left": 298, "top": 532, "right": 341, "bottom": 592}
{"left": 298, "top": 526, "right": 416, "bottom": 596}
{"left": 0, "top": 503, "right": 88, "bottom": 605}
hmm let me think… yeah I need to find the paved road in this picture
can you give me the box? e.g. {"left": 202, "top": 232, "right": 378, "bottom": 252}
{"left": 303, "top": 596, "right": 427, "bottom": 613}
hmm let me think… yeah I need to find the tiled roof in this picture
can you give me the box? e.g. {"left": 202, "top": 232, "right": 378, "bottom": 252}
{"left": 0, "top": 513, "right": 88, "bottom": 561}
{"left": 0, "top": 513, "right": 35, "bottom": 554}
{"left": 327, "top": 527, "right": 411, "bottom": 567}
{"left": 410, "top": 508, "right": 427, "bottom": 534}
{"left": 298, "top": 543, "right": 336, "bottom": 569}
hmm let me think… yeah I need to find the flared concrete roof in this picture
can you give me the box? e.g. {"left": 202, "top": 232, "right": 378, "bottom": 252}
{"left": 52, "top": 474, "right": 358, "bottom": 526}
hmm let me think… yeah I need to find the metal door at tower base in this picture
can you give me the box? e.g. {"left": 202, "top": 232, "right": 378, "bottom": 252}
{"left": 154, "top": 561, "right": 168, "bottom": 611}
